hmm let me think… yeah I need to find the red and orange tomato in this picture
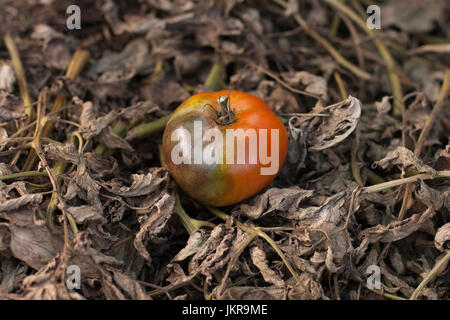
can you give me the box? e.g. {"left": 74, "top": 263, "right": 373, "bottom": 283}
{"left": 162, "top": 90, "right": 288, "bottom": 207}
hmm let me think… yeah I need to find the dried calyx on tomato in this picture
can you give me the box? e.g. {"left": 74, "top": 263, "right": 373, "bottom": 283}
{"left": 162, "top": 90, "right": 288, "bottom": 207}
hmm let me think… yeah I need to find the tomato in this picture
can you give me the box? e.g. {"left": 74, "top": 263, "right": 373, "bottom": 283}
{"left": 162, "top": 90, "right": 288, "bottom": 207}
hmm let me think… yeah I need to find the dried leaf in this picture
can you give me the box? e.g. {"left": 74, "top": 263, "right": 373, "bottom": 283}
{"left": 3, "top": 224, "right": 64, "bottom": 270}
{"left": 0, "top": 194, "right": 43, "bottom": 213}
{"left": 415, "top": 180, "right": 447, "bottom": 210}
{"left": 250, "top": 243, "right": 284, "bottom": 287}
{"left": 373, "top": 146, "right": 436, "bottom": 175}
{"left": 134, "top": 193, "right": 174, "bottom": 262}
{"left": 307, "top": 96, "right": 361, "bottom": 151}
{"left": 42, "top": 143, "right": 79, "bottom": 164}
{"left": 435, "top": 223, "right": 450, "bottom": 252}
{"left": 172, "top": 229, "right": 209, "bottom": 262}
{"left": 103, "top": 168, "right": 169, "bottom": 198}
{"left": 233, "top": 186, "right": 314, "bottom": 220}
{"left": 358, "top": 207, "right": 437, "bottom": 243}
{"left": 281, "top": 71, "right": 328, "bottom": 102}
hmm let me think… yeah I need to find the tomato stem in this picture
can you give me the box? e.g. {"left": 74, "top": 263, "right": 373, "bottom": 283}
{"left": 215, "top": 90, "right": 236, "bottom": 126}
{"left": 125, "top": 114, "right": 171, "bottom": 141}
{"left": 173, "top": 192, "right": 215, "bottom": 234}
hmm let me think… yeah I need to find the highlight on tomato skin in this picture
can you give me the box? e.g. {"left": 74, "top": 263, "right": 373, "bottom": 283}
{"left": 162, "top": 90, "right": 288, "bottom": 207}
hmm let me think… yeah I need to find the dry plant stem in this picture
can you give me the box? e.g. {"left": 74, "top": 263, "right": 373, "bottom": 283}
{"left": 272, "top": 0, "right": 371, "bottom": 81}
{"left": 334, "top": 71, "right": 348, "bottom": 99}
{"left": 204, "top": 63, "right": 225, "bottom": 91}
{"left": 397, "top": 70, "right": 449, "bottom": 221}
{"left": 363, "top": 171, "right": 450, "bottom": 194}
{"left": 9, "top": 104, "right": 75, "bottom": 139}
{"left": 366, "top": 286, "right": 407, "bottom": 300}
{"left": 4, "top": 33, "right": 34, "bottom": 167}
{"left": 329, "top": 0, "right": 347, "bottom": 37}
{"left": 206, "top": 206, "right": 312, "bottom": 299}
{"left": 4, "top": 33, "right": 33, "bottom": 117}
{"left": 30, "top": 90, "right": 78, "bottom": 237}
{"left": 333, "top": 273, "right": 341, "bottom": 300}
{"left": 351, "top": 137, "right": 364, "bottom": 187}
{"left": 414, "top": 69, "right": 450, "bottom": 157}
{"left": 410, "top": 250, "right": 450, "bottom": 300}
{"left": 0, "top": 170, "right": 48, "bottom": 181}
{"left": 124, "top": 115, "right": 171, "bottom": 141}
{"left": 322, "top": 0, "right": 404, "bottom": 116}
{"left": 46, "top": 132, "right": 83, "bottom": 229}
{"left": 364, "top": 168, "right": 385, "bottom": 185}
{"left": 22, "top": 49, "right": 90, "bottom": 172}
{"left": 173, "top": 193, "right": 215, "bottom": 235}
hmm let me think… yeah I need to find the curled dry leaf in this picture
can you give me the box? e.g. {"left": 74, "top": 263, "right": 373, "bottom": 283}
{"left": 181, "top": 225, "right": 252, "bottom": 285}
{"left": 1, "top": 0, "right": 449, "bottom": 301}
{"left": 358, "top": 207, "right": 437, "bottom": 243}
{"left": 267, "top": 87, "right": 301, "bottom": 113}
{"left": 373, "top": 146, "right": 436, "bottom": 175}
{"left": 79, "top": 101, "right": 118, "bottom": 141}
{"left": 0, "top": 193, "right": 43, "bottom": 213}
{"left": 102, "top": 168, "right": 169, "bottom": 198}
{"left": 99, "top": 267, "right": 151, "bottom": 300}
{"left": 250, "top": 243, "right": 284, "bottom": 288}
{"left": 307, "top": 96, "right": 361, "bottom": 151}
{"left": 415, "top": 180, "right": 447, "bottom": 210}
{"left": 232, "top": 186, "right": 314, "bottom": 220}
{"left": 119, "top": 101, "right": 160, "bottom": 121}
{"left": 298, "top": 192, "right": 357, "bottom": 272}
{"left": 134, "top": 192, "right": 175, "bottom": 262}
{"left": 0, "top": 257, "right": 26, "bottom": 294}
{"left": 434, "top": 223, "right": 450, "bottom": 252}
{"left": 172, "top": 229, "right": 210, "bottom": 262}
{"left": 42, "top": 143, "right": 79, "bottom": 165}
{"left": 433, "top": 145, "right": 450, "bottom": 171}
{"left": 64, "top": 162, "right": 102, "bottom": 212}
